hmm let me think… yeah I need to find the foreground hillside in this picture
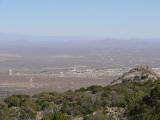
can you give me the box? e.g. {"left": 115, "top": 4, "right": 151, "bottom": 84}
{"left": 1, "top": 80, "right": 160, "bottom": 120}
{"left": 1, "top": 66, "right": 160, "bottom": 120}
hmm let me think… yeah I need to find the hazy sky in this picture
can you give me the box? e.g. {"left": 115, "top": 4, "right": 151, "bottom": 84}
{"left": 0, "top": 0, "right": 160, "bottom": 38}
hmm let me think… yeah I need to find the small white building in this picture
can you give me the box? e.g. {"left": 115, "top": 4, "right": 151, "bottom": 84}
{"left": 9, "top": 69, "right": 13, "bottom": 76}
{"left": 60, "top": 72, "right": 64, "bottom": 77}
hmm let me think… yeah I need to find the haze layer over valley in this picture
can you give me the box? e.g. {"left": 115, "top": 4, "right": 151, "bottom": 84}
{"left": 0, "top": 34, "right": 160, "bottom": 70}
{"left": 0, "top": 34, "right": 160, "bottom": 96}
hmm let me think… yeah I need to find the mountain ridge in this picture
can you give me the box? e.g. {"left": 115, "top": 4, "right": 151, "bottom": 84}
{"left": 111, "top": 65, "right": 160, "bottom": 84}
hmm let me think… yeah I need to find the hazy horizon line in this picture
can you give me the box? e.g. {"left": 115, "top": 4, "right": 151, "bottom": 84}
{"left": 1, "top": 32, "right": 160, "bottom": 41}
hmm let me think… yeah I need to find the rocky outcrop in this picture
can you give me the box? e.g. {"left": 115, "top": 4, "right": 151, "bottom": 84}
{"left": 85, "top": 107, "right": 126, "bottom": 120}
{"left": 112, "top": 65, "right": 160, "bottom": 84}
{"left": 104, "top": 107, "right": 127, "bottom": 120}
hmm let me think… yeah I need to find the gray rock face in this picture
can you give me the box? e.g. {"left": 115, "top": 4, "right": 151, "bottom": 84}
{"left": 112, "top": 66, "right": 160, "bottom": 84}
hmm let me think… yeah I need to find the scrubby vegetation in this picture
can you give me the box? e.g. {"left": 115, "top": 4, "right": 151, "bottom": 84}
{"left": 1, "top": 80, "right": 160, "bottom": 120}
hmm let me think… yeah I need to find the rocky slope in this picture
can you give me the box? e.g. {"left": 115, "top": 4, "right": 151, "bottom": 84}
{"left": 112, "top": 65, "right": 160, "bottom": 84}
